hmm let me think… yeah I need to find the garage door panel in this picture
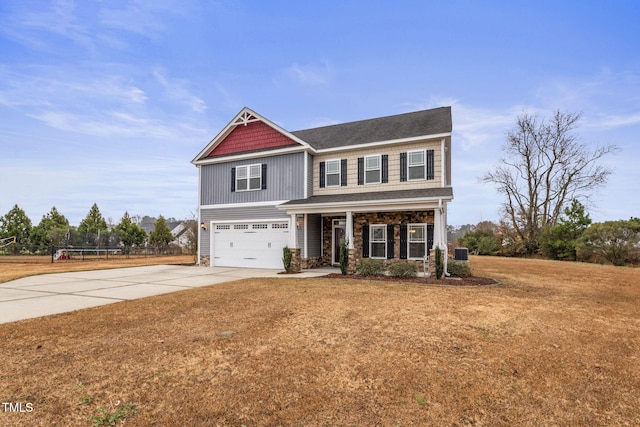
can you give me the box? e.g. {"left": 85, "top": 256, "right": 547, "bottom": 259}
{"left": 212, "top": 222, "right": 289, "bottom": 269}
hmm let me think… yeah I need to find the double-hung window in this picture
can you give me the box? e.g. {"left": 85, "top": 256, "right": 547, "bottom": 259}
{"left": 325, "top": 159, "right": 340, "bottom": 187}
{"left": 408, "top": 150, "right": 426, "bottom": 180}
{"left": 236, "top": 164, "right": 261, "bottom": 191}
{"left": 370, "top": 224, "right": 387, "bottom": 258}
{"left": 365, "top": 155, "right": 381, "bottom": 184}
{"left": 408, "top": 224, "right": 426, "bottom": 259}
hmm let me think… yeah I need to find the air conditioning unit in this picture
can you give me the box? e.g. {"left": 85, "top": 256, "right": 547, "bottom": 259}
{"left": 454, "top": 247, "right": 469, "bottom": 261}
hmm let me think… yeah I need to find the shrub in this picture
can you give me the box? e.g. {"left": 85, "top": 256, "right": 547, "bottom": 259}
{"left": 576, "top": 219, "right": 640, "bottom": 266}
{"left": 459, "top": 229, "right": 500, "bottom": 255}
{"left": 388, "top": 261, "right": 418, "bottom": 278}
{"left": 339, "top": 239, "right": 349, "bottom": 275}
{"left": 357, "top": 258, "right": 386, "bottom": 276}
{"left": 282, "top": 246, "right": 292, "bottom": 272}
{"left": 447, "top": 260, "right": 472, "bottom": 277}
{"left": 435, "top": 247, "right": 444, "bottom": 279}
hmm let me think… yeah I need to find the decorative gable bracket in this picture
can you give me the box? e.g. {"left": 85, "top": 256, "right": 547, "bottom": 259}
{"left": 233, "top": 111, "right": 260, "bottom": 126}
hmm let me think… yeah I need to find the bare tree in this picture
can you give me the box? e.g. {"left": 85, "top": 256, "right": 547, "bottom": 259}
{"left": 483, "top": 110, "right": 618, "bottom": 254}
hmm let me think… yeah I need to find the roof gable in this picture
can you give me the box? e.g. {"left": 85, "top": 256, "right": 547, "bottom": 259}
{"left": 207, "top": 120, "right": 300, "bottom": 157}
{"left": 192, "top": 107, "right": 310, "bottom": 163}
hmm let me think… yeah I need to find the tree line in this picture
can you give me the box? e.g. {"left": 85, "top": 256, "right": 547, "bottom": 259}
{"left": 0, "top": 203, "right": 191, "bottom": 250}
{"left": 454, "top": 109, "right": 637, "bottom": 266}
{"left": 451, "top": 201, "right": 640, "bottom": 266}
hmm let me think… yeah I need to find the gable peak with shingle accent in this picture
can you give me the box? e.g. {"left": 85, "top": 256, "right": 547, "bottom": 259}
{"left": 192, "top": 107, "right": 311, "bottom": 163}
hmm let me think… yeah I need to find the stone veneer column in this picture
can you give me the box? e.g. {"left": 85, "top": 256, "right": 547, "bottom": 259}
{"left": 290, "top": 248, "right": 301, "bottom": 273}
{"left": 428, "top": 248, "right": 436, "bottom": 277}
{"left": 347, "top": 248, "right": 357, "bottom": 275}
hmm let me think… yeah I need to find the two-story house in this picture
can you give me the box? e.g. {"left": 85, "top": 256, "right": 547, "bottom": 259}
{"left": 191, "top": 106, "right": 453, "bottom": 273}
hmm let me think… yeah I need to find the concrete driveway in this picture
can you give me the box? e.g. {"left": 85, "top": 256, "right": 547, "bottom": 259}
{"left": 0, "top": 265, "right": 334, "bottom": 324}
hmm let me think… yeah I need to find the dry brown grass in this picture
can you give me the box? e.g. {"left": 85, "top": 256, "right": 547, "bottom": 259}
{"left": 1, "top": 256, "right": 639, "bottom": 426}
{"left": 0, "top": 255, "right": 194, "bottom": 283}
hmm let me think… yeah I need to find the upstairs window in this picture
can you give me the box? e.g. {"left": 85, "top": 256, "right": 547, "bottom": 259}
{"left": 400, "top": 150, "right": 434, "bottom": 181}
{"left": 325, "top": 159, "right": 341, "bottom": 187}
{"left": 408, "top": 150, "right": 426, "bottom": 180}
{"left": 365, "top": 155, "right": 381, "bottom": 184}
{"left": 236, "top": 164, "right": 262, "bottom": 191}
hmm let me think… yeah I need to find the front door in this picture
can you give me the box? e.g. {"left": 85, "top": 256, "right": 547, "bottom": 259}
{"left": 332, "top": 219, "right": 346, "bottom": 265}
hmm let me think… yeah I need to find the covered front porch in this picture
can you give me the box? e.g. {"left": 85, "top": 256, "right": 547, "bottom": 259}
{"left": 278, "top": 188, "right": 452, "bottom": 273}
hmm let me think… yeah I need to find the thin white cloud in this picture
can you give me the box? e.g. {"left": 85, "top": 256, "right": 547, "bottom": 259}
{"left": 98, "top": 0, "right": 191, "bottom": 40}
{"left": 1, "top": 0, "right": 95, "bottom": 51}
{"left": 592, "top": 112, "right": 640, "bottom": 129}
{"left": 280, "top": 62, "right": 333, "bottom": 86}
{"left": 533, "top": 69, "right": 640, "bottom": 131}
{"left": 153, "top": 69, "right": 207, "bottom": 113}
{"left": 0, "top": 66, "right": 147, "bottom": 109}
{"left": 28, "top": 109, "right": 206, "bottom": 142}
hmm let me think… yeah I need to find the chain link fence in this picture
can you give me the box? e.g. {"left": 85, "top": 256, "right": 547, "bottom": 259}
{"left": 0, "top": 244, "right": 184, "bottom": 263}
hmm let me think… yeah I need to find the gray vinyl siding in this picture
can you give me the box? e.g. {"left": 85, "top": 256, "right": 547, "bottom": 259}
{"left": 200, "top": 205, "right": 289, "bottom": 258}
{"left": 306, "top": 214, "right": 322, "bottom": 257}
{"left": 200, "top": 153, "right": 306, "bottom": 205}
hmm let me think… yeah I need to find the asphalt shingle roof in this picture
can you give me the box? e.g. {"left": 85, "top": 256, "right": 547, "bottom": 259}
{"left": 292, "top": 106, "right": 451, "bottom": 150}
{"left": 280, "top": 187, "right": 453, "bottom": 207}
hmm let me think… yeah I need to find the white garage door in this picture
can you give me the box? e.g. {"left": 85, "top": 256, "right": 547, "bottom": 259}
{"left": 211, "top": 222, "right": 290, "bottom": 269}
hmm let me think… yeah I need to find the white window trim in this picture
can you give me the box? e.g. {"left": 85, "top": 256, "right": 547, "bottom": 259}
{"left": 364, "top": 154, "right": 382, "bottom": 185}
{"left": 408, "top": 223, "right": 427, "bottom": 260}
{"left": 236, "top": 163, "right": 262, "bottom": 192}
{"left": 325, "top": 159, "right": 341, "bottom": 187}
{"left": 407, "top": 150, "right": 426, "bottom": 181}
{"left": 370, "top": 224, "right": 387, "bottom": 259}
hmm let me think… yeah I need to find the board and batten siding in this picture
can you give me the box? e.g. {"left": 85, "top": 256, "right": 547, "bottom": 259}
{"left": 200, "top": 205, "right": 290, "bottom": 259}
{"left": 200, "top": 152, "right": 306, "bottom": 205}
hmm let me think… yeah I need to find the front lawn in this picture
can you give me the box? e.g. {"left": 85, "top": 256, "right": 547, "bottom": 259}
{"left": 1, "top": 256, "right": 639, "bottom": 426}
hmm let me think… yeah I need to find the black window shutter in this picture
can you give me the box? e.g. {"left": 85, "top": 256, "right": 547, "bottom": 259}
{"left": 231, "top": 167, "right": 236, "bottom": 192}
{"left": 357, "top": 157, "right": 364, "bottom": 185}
{"left": 400, "top": 152, "right": 407, "bottom": 182}
{"left": 340, "top": 159, "right": 347, "bottom": 186}
{"left": 261, "top": 164, "right": 267, "bottom": 190}
{"left": 319, "top": 161, "right": 326, "bottom": 188}
{"left": 362, "top": 224, "right": 369, "bottom": 258}
{"left": 427, "top": 224, "right": 434, "bottom": 251}
{"left": 386, "top": 224, "right": 394, "bottom": 259}
{"left": 399, "top": 224, "right": 408, "bottom": 259}
{"left": 382, "top": 155, "right": 389, "bottom": 183}
{"left": 426, "top": 150, "right": 435, "bottom": 180}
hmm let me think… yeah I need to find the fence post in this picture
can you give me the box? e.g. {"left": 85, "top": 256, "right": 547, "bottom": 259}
{"left": 51, "top": 245, "right": 55, "bottom": 263}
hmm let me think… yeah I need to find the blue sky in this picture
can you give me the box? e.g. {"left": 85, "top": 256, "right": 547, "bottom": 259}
{"left": 1, "top": 0, "right": 639, "bottom": 227}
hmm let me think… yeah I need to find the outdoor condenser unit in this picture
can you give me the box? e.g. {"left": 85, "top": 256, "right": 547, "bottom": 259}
{"left": 454, "top": 247, "right": 469, "bottom": 261}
